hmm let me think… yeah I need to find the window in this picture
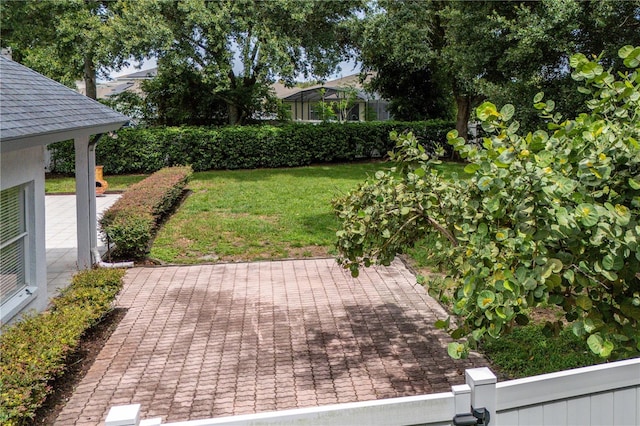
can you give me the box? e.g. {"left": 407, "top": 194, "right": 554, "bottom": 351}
{"left": 309, "top": 103, "right": 322, "bottom": 121}
{"left": 0, "top": 185, "right": 28, "bottom": 305}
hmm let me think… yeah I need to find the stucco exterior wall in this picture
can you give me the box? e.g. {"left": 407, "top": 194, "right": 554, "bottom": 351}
{"left": 0, "top": 145, "right": 48, "bottom": 324}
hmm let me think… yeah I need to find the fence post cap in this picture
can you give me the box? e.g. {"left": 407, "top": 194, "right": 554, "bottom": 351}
{"left": 452, "top": 384, "right": 471, "bottom": 395}
{"left": 465, "top": 367, "right": 497, "bottom": 386}
{"left": 105, "top": 404, "right": 141, "bottom": 426}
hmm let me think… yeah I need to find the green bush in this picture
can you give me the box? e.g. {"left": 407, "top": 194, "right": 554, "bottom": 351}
{"left": 100, "top": 213, "right": 154, "bottom": 259}
{"left": 333, "top": 46, "right": 640, "bottom": 360}
{"left": 0, "top": 268, "right": 125, "bottom": 425}
{"left": 100, "top": 166, "right": 192, "bottom": 259}
{"left": 48, "top": 121, "right": 454, "bottom": 174}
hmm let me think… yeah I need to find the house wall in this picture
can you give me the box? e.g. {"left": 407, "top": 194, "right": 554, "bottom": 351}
{"left": 0, "top": 145, "right": 48, "bottom": 325}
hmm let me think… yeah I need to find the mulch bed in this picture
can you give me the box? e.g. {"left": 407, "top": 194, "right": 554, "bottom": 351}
{"left": 32, "top": 308, "right": 127, "bottom": 425}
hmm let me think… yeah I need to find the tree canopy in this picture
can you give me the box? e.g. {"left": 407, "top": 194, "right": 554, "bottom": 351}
{"left": 355, "top": 1, "right": 452, "bottom": 121}
{"left": 335, "top": 46, "right": 640, "bottom": 359}
{"left": 1, "top": 0, "right": 363, "bottom": 121}
{"left": 114, "top": 0, "right": 364, "bottom": 125}
{"left": 0, "top": 0, "right": 146, "bottom": 99}
{"left": 356, "top": 0, "right": 640, "bottom": 135}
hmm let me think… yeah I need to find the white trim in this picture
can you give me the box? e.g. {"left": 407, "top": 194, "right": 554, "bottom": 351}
{"left": 0, "top": 286, "right": 37, "bottom": 325}
{"left": 0, "top": 231, "right": 28, "bottom": 250}
{"left": 1, "top": 122, "right": 127, "bottom": 152}
{"left": 0, "top": 184, "right": 30, "bottom": 311}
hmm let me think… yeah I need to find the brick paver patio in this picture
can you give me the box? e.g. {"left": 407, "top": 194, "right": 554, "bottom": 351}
{"left": 55, "top": 258, "right": 488, "bottom": 425}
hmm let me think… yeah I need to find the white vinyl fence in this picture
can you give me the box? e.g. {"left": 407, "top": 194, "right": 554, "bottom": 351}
{"left": 106, "top": 358, "right": 640, "bottom": 426}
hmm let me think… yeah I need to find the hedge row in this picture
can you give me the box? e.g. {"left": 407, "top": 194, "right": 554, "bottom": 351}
{"left": 100, "top": 166, "right": 192, "bottom": 259}
{"left": 48, "top": 121, "right": 454, "bottom": 175}
{"left": 0, "top": 268, "right": 125, "bottom": 425}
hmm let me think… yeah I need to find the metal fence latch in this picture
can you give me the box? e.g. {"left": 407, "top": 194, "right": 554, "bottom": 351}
{"left": 453, "top": 407, "right": 490, "bottom": 426}
{"left": 453, "top": 413, "right": 478, "bottom": 426}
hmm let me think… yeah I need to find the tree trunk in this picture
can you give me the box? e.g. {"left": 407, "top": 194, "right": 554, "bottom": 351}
{"left": 455, "top": 94, "right": 470, "bottom": 142}
{"left": 83, "top": 55, "right": 97, "bottom": 100}
{"left": 228, "top": 103, "right": 240, "bottom": 125}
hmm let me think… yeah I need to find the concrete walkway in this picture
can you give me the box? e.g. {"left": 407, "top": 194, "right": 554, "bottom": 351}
{"left": 46, "top": 194, "right": 120, "bottom": 300}
{"left": 55, "top": 259, "right": 488, "bottom": 425}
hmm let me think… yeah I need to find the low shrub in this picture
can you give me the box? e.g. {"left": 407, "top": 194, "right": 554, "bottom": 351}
{"left": 0, "top": 268, "right": 125, "bottom": 425}
{"left": 48, "top": 121, "right": 455, "bottom": 174}
{"left": 100, "top": 166, "right": 192, "bottom": 259}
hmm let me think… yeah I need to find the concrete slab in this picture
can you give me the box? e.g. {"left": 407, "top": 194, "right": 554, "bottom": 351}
{"left": 45, "top": 194, "right": 120, "bottom": 299}
{"left": 55, "top": 259, "right": 488, "bottom": 425}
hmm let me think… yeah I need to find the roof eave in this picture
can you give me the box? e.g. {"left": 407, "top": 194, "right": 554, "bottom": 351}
{"left": 0, "top": 121, "right": 128, "bottom": 153}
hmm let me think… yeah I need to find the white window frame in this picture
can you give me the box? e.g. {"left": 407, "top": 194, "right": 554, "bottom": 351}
{"left": 0, "top": 183, "right": 37, "bottom": 323}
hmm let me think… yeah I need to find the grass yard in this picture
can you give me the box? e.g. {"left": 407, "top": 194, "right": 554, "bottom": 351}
{"left": 45, "top": 174, "right": 148, "bottom": 194}
{"left": 480, "top": 325, "right": 603, "bottom": 378}
{"left": 150, "top": 161, "right": 466, "bottom": 264}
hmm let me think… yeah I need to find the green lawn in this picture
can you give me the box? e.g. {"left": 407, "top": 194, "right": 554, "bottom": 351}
{"left": 150, "top": 162, "right": 466, "bottom": 263}
{"left": 45, "top": 174, "right": 148, "bottom": 194}
{"left": 481, "top": 325, "right": 603, "bottom": 379}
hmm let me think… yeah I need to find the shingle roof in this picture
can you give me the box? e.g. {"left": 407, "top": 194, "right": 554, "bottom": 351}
{"left": 277, "top": 73, "right": 379, "bottom": 102}
{"left": 0, "top": 56, "right": 128, "bottom": 145}
{"left": 117, "top": 67, "right": 157, "bottom": 80}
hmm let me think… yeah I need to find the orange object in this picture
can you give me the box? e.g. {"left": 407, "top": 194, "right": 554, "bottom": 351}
{"left": 95, "top": 165, "right": 109, "bottom": 195}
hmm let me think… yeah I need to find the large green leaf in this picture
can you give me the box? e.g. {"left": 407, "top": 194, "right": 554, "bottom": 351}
{"left": 477, "top": 290, "right": 495, "bottom": 309}
{"left": 464, "top": 163, "right": 480, "bottom": 174}
{"left": 576, "top": 204, "right": 600, "bottom": 227}
{"left": 623, "top": 47, "right": 640, "bottom": 68}
{"left": 476, "top": 102, "right": 499, "bottom": 121}
{"left": 448, "top": 342, "right": 466, "bottom": 359}
{"left": 587, "top": 334, "right": 614, "bottom": 357}
{"left": 602, "top": 254, "right": 624, "bottom": 271}
{"left": 576, "top": 295, "right": 593, "bottom": 310}
{"left": 533, "top": 92, "right": 544, "bottom": 103}
{"left": 477, "top": 176, "right": 492, "bottom": 191}
{"left": 500, "top": 104, "right": 515, "bottom": 121}
{"left": 619, "top": 45, "right": 635, "bottom": 59}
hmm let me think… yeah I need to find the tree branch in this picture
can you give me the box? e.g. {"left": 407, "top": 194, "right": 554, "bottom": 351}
{"left": 427, "top": 216, "right": 459, "bottom": 247}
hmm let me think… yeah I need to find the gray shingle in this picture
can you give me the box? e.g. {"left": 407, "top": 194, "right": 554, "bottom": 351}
{"left": 0, "top": 56, "right": 128, "bottom": 143}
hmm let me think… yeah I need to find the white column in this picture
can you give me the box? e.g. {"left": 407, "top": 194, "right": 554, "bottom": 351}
{"left": 74, "top": 136, "right": 93, "bottom": 269}
{"left": 88, "top": 140, "right": 98, "bottom": 250}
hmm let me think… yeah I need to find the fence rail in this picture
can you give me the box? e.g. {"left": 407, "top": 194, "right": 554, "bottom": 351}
{"left": 106, "top": 358, "right": 640, "bottom": 426}
{"left": 495, "top": 357, "right": 640, "bottom": 426}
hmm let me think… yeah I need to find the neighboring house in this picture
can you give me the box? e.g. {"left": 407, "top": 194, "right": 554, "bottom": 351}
{"left": 0, "top": 56, "right": 128, "bottom": 325}
{"left": 77, "top": 67, "right": 157, "bottom": 99}
{"left": 274, "top": 74, "right": 392, "bottom": 122}
{"left": 77, "top": 69, "right": 391, "bottom": 122}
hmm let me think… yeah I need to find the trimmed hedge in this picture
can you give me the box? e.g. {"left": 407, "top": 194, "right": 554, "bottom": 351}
{"left": 48, "top": 121, "right": 454, "bottom": 175}
{"left": 100, "top": 166, "right": 192, "bottom": 259}
{"left": 0, "top": 268, "right": 125, "bottom": 425}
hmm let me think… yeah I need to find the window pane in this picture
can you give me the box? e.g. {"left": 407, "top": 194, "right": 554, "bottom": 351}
{"left": 0, "top": 186, "right": 22, "bottom": 242}
{"left": 0, "top": 239, "right": 25, "bottom": 304}
{"left": 0, "top": 185, "right": 27, "bottom": 305}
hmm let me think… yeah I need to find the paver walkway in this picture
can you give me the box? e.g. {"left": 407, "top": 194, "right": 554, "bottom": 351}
{"left": 56, "top": 258, "right": 488, "bottom": 425}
